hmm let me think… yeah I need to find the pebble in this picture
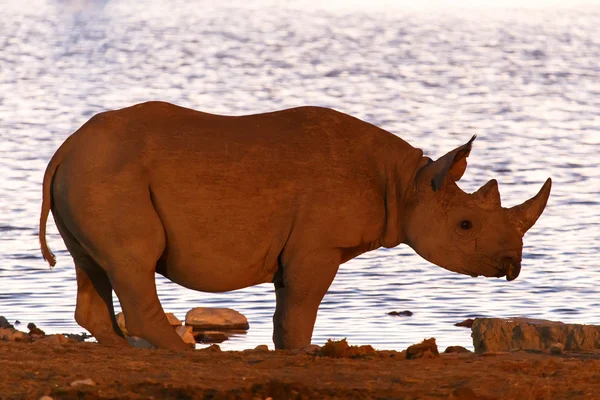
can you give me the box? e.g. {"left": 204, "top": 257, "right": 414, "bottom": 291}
{"left": 254, "top": 344, "right": 269, "bottom": 351}
{"left": 444, "top": 346, "right": 472, "bottom": 354}
{"left": 38, "top": 396, "right": 53, "bottom": 400}
{"left": 70, "top": 378, "right": 96, "bottom": 387}
{"left": 388, "top": 310, "right": 413, "bottom": 317}
{"left": 406, "top": 338, "right": 439, "bottom": 360}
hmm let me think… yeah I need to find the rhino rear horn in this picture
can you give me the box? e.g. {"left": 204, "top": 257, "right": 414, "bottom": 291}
{"left": 508, "top": 178, "right": 552, "bottom": 234}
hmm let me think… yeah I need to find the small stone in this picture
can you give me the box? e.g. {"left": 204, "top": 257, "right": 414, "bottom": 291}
{"left": 406, "top": 338, "right": 439, "bottom": 360}
{"left": 388, "top": 310, "right": 413, "bottom": 316}
{"left": 14, "top": 320, "right": 21, "bottom": 325}
{"left": 194, "top": 331, "right": 228, "bottom": 343}
{"left": 0, "top": 316, "right": 13, "bottom": 329}
{"left": 166, "top": 313, "right": 182, "bottom": 327}
{"left": 38, "top": 396, "right": 53, "bottom": 400}
{"left": 444, "top": 346, "right": 472, "bottom": 354}
{"left": 175, "top": 325, "right": 196, "bottom": 346}
{"left": 70, "top": 378, "right": 96, "bottom": 387}
{"left": 27, "top": 323, "right": 46, "bottom": 338}
{"left": 550, "top": 342, "right": 564, "bottom": 355}
{"left": 185, "top": 307, "right": 249, "bottom": 330}
{"left": 254, "top": 344, "right": 269, "bottom": 351}
{"left": 454, "top": 319, "right": 474, "bottom": 328}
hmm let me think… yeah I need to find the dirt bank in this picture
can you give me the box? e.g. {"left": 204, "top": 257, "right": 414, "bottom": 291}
{"left": 2, "top": 340, "right": 600, "bottom": 399}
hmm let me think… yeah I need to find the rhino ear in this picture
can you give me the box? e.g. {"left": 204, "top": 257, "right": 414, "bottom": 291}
{"left": 420, "top": 135, "right": 476, "bottom": 192}
{"left": 474, "top": 179, "right": 501, "bottom": 207}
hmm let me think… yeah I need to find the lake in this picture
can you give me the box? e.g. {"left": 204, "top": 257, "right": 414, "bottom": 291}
{"left": 0, "top": 0, "right": 599, "bottom": 351}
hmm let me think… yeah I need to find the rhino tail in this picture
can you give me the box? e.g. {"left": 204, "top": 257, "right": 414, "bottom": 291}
{"left": 39, "top": 134, "right": 77, "bottom": 268}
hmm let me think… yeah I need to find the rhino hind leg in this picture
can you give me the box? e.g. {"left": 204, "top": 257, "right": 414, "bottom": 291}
{"left": 54, "top": 214, "right": 126, "bottom": 346}
{"left": 73, "top": 255, "right": 127, "bottom": 347}
{"left": 273, "top": 251, "right": 341, "bottom": 350}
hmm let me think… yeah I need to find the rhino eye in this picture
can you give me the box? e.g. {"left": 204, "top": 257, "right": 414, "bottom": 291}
{"left": 460, "top": 220, "right": 473, "bottom": 230}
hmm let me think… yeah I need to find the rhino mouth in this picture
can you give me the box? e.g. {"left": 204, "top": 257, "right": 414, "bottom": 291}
{"left": 500, "top": 257, "right": 521, "bottom": 281}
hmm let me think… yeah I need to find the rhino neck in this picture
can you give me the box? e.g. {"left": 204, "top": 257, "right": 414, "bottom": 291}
{"left": 380, "top": 147, "right": 427, "bottom": 249}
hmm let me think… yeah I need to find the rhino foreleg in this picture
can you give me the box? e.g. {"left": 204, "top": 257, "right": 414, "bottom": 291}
{"left": 272, "top": 251, "right": 340, "bottom": 349}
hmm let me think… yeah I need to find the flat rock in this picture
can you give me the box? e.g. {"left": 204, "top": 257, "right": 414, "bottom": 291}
{"left": 185, "top": 307, "right": 249, "bottom": 330}
{"left": 406, "top": 338, "right": 439, "bottom": 359}
{"left": 472, "top": 317, "right": 600, "bottom": 353}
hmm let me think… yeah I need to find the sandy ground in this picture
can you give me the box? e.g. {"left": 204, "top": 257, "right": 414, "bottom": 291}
{"left": 2, "top": 340, "right": 600, "bottom": 400}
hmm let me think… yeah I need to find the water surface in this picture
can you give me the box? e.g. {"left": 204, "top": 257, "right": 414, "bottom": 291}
{"left": 0, "top": 0, "right": 599, "bottom": 351}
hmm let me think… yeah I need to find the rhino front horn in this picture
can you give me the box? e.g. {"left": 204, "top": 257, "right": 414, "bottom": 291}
{"left": 508, "top": 178, "right": 552, "bottom": 235}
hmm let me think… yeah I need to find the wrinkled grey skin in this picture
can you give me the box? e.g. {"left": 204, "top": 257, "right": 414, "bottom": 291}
{"left": 39, "top": 102, "right": 551, "bottom": 350}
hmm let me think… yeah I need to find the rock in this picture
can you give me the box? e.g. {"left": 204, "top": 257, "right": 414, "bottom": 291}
{"left": 0, "top": 327, "right": 28, "bottom": 342}
{"left": 175, "top": 325, "right": 196, "bottom": 346}
{"left": 388, "top": 310, "right": 413, "bottom": 316}
{"left": 27, "top": 323, "right": 46, "bottom": 338}
{"left": 194, "top": 331, "right": 228, "bottom": 344}
{"left": 444, "top": 346, "right": 472, "bottom": 354}
{"left": 471, "top": 317, "right": 600, "bottom": 353}
{"left": 166, "top": 313, "right": 182, "bottom": 327}
{"left": 254, "top": 344, "right": 269, "bottom": 351}
{"left": 455, "top": 318, "right": 474, "bottom": 328}
{"left": 406, "top": 338, "right": 439, "bottom": 359}
{"left": 550, "top": 342, "right": 564, "bottom": 355}
{"left": 0, "top": 316, "right": 13, "bottom": 329}
{"left": 70, "top": 378, "right": 96, "bottom": 387}
{"left": 185, "top": 307, "right": 249, "bottom": 330}
{"left": 38, "top": 396, "right": 54, "bottom": 400}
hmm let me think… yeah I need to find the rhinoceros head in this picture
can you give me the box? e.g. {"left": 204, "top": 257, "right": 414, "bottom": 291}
{"left": 404, "top": 136, "right": 552, "bottom": 281}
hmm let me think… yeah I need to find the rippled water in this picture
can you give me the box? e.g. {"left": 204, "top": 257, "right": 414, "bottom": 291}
{"left": 1, "top": 0, "right": 599, "bottom": 351}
